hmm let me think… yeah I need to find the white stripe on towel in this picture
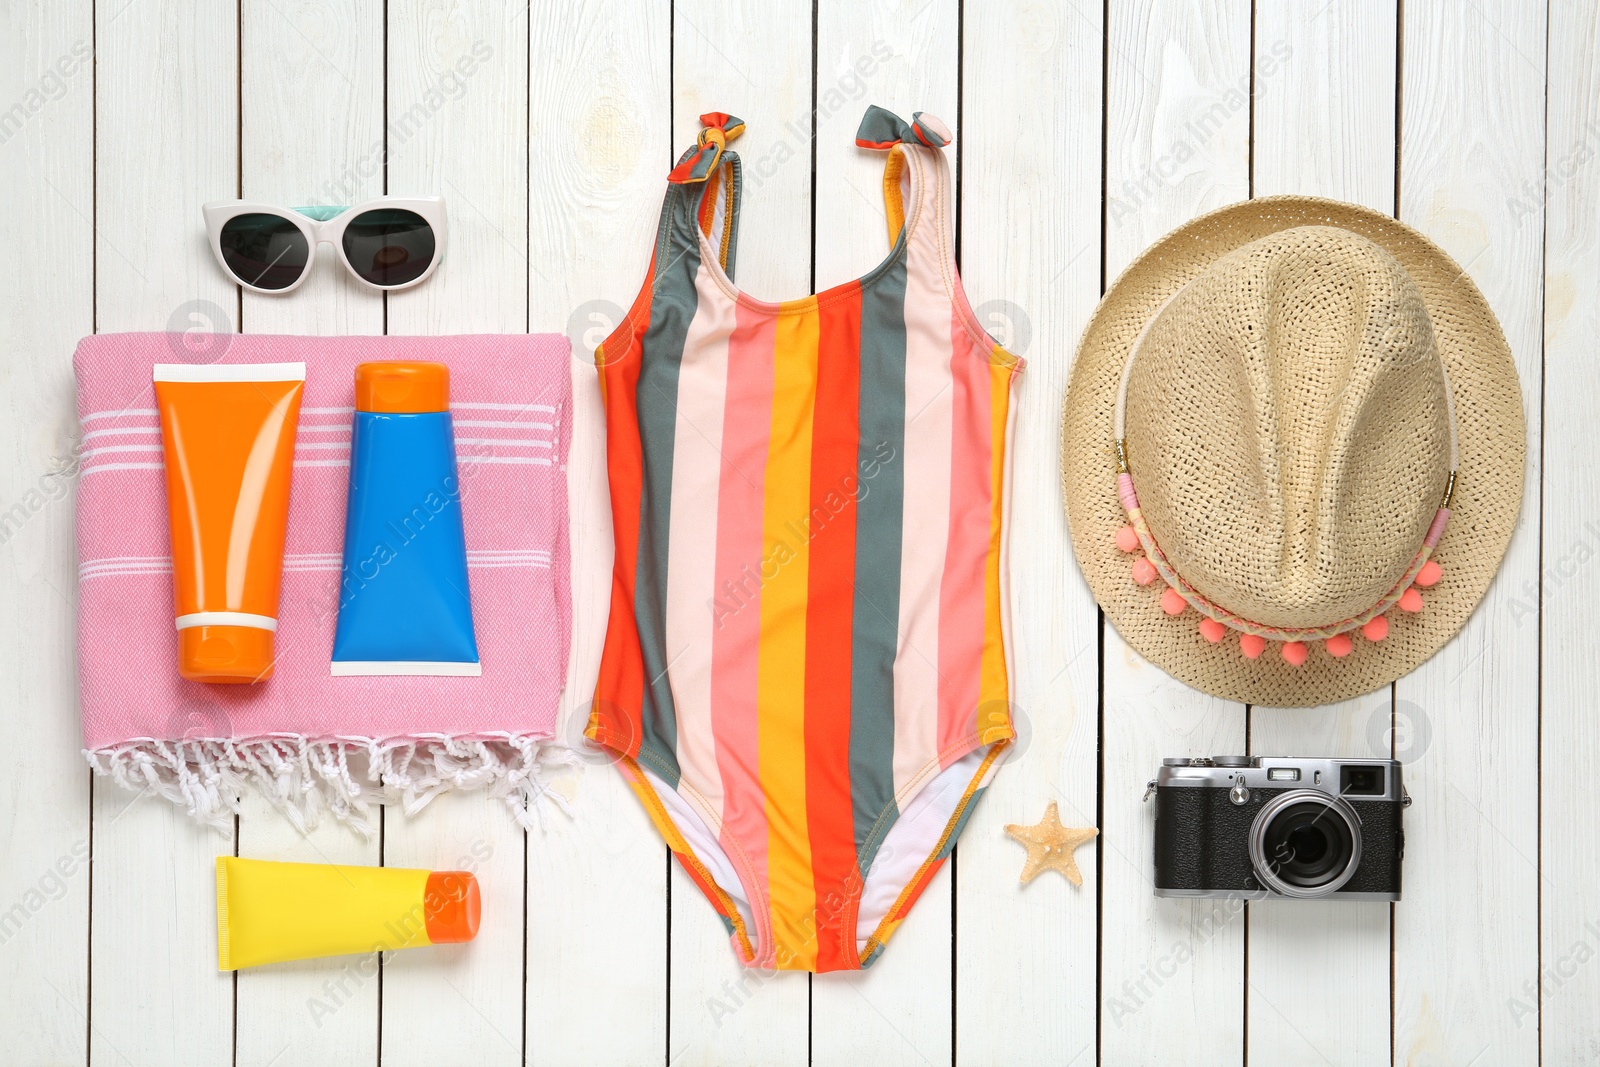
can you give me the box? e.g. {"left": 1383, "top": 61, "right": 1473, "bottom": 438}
{"left": 453, "top": 402, "right": 558, "bottom": 413}
{"left": 453, "top": 419, "right": 556, "bottom": 430}
{"left": 79, "top": 462, "right": 165, "bottom": 476}
{"left": 80, "top": 444, "right": 163, "bottom": 458}
{"left": 80, "top": 408, "right": 159, "bottom": 423}
{"left": 82, "top": 426, "right": 162, "bottom": 441}
{"left": 460, "top": 456, "right": 553, "bottom": 466}
{"left": 454, "top": 438, "right": 554, "bottom": 448}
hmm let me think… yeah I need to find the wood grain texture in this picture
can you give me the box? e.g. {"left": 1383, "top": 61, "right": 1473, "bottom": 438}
{"left": 526, "top": 1, "right": 672, "bottom": 1064}
{"left": 664, "top": 3, "right": 814, "bottom": 1063}
{"left": 1395, "top": 0, "right": 1545, "bottom": 1064}
{"left": 89, "top": 0, "right": 242, "bottom": 1062}
{"left": 0, "top": 2, "right": 93, "bottom": 1064}
{"left": 380, "top": 3, "right": 529, "bottom": 1064}
{"left": 1246, "top": 3, "right": 1397, "bottom": 1063}
{"left": 231, "top": 2, "right": 385, "bottom": 1064}
{"left": 1100, "top": 2, "right": 1252, "bottom": 1063}
{"left": 1101, "top": 635, "right": 1246, "bottom": 1062}
{"left": 1541, "top": 2, "right": 1600, "bottom": 1061}
{"left": 1252, "top": 0, "right": 1395, "bottom": 210}
{"left": 954, "top": 1, "right": 1104, "bottom": 1063}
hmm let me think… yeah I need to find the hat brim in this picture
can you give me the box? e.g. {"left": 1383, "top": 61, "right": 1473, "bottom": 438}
{"left": 1061, "top": 196, "right": 1526, "bottom": 707}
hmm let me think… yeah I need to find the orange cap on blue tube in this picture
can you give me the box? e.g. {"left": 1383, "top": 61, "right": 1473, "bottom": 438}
{"left": 355, "top": 360, "right": 450, "bottom": 413}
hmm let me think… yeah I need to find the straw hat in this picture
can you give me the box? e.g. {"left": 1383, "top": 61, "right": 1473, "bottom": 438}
{"left": 1061, "top": 196, "right": 1525, "bottom": 707}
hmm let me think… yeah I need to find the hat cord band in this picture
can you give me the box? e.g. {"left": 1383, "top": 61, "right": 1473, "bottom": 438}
{"left": 1118, "top": 471, "right": 1449, "bottom": 643}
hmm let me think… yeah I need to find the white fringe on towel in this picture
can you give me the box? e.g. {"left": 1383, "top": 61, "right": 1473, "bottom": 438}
{"left": 85, "top": 734, "right": 583, "bottom": 836}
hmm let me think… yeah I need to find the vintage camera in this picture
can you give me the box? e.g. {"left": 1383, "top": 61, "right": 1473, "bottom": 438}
{"left": 1147, "top": 756, "right": 1409, "bottom": 900}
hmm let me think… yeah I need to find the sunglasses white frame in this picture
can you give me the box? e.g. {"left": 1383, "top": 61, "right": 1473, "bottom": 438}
{"left": 202, "top": 196, "right": 448, "bottom": 294}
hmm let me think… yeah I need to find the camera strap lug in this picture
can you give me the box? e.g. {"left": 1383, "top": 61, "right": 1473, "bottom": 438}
{"left": 1143, "top": 779, "right": 1157, "bottom": 803}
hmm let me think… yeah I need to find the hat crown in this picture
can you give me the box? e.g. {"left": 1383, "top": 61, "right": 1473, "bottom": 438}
{"left": 1123, "top": 225, "right": 1451, "bottom": 630}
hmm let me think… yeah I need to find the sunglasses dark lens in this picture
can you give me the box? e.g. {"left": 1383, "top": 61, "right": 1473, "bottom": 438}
{"left": 217, "top": 213, "right": 311, "bottom": 290}
{"left": 342, "top": 209, "right": 436, "bottom": 287}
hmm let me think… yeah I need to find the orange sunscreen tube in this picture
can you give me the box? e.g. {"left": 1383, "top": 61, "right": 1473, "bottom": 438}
{"left": 153, "top": 362, "right": 305, "bottom": 683}
{"left": 215, "top": 856, "right": 480, "bottom": 971}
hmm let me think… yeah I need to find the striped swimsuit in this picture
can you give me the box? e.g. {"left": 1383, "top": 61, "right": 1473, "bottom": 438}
{"left": 587, "top": 107, "right": 1023, "bottom": 972}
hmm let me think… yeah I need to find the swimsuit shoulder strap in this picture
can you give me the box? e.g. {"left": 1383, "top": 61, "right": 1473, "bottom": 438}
{"left": 653, "top": 111, "right": 746, "bottom": 281}
{"left": 853, "top": 104, "right": 953, "bottom": 256}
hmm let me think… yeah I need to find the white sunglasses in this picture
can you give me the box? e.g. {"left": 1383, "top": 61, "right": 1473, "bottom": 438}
{"left": 202, "top": 196, "right": 447, "bottom": 294}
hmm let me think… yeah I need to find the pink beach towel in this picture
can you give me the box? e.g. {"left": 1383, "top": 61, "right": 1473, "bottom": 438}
{"left": 75, "top": 333, "right": 573, "bottom": 833}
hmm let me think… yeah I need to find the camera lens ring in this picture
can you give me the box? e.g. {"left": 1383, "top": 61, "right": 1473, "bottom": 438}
{"left": 1248, "top": 789, "right": 1364, "bottom": 898}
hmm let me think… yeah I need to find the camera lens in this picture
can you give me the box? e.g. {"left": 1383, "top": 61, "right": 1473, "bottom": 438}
{"left": 1248, "top": 790, "right": 1363, "bottom": 897}
{"left": 1263, "top": 802, "right": 1351, "bottom": 886}
{"left": 1284, "top": 824, "right": 1327, "bottom": 863}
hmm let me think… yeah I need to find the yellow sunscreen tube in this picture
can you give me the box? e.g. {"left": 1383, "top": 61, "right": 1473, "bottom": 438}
{"left": 153, "top": 362, "right": 305, "bottom": 683}
{"left": 215, "top": 856, "right": 480, "bottom": 971}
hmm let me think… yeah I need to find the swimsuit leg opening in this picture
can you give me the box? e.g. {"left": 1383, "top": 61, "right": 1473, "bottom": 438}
{"left": 850, "top": 737, "right": 1010, "bottom": 968}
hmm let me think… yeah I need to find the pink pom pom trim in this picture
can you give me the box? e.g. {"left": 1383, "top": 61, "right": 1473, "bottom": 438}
{"left": 1116, "top": 470, "right": 1452, "bottom": 659}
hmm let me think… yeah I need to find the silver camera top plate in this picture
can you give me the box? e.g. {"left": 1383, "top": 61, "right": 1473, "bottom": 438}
{"left": 1155, "top": 756, "right": 1406, "bottom": 804}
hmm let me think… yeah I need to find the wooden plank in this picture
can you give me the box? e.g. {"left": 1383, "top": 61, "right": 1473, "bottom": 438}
{"left": 525, "top": 0, "right": 672, "bottom": 1063}
{"left": 1101, "top": 640, "right": 1244, "bottom": 1058}
{"left": 1540, "top": 2, "right": 1600, "bottom": 1061}
{"left": 1394, "top": 0, "right": 1544, "bottom": 1063}
{"left": 89, "top": 0, "right": 241, "bottom": 1062}
{"left": 0, "top": 2, "right": 94, "bottom": 1064}
{"left": 1099, "top": 2, "right": 1252, "bottom": 1063}
{"left": 379, "top": 3, "right": 529, "bottom": 1065}
{"left": 952, "top": 1, "right": 1104, "bottom": 1064}
{"left": 231, "top": 1, "right": 385, "bottom": 1064}
{"left": 1252, "top": 1, "right": 1396, "bottom": 210}
{"left": 806, "top": 4, "right": 961, "bottom": 1064}
{"left": 1246, "top": 3, "right": 1396, "bottom": 1063}
{"left": 664, "top": 2, "right": 813, "bottom": 1063}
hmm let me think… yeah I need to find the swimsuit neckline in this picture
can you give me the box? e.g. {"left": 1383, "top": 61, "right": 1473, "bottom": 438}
{"left": 693, "top": 223, "right": 909, "bottom": 316}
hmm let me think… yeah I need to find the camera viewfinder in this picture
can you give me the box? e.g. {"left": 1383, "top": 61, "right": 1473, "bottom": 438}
{"left": 1339, "top": 765, "right": 1385, "bottom": 796}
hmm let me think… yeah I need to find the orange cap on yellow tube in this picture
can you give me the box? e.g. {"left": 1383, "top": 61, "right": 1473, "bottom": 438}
{"left": 215, "top": 856, "right": 481, "bottom": 971}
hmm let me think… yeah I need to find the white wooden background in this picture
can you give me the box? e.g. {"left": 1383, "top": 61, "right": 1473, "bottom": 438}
{"left": 0, "top": 0, "right": 1591, "bottom": 1064}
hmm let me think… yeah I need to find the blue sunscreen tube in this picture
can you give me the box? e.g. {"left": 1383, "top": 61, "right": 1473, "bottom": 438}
{"left": 331, "top": 361, "right": 480, "bottom": 676}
